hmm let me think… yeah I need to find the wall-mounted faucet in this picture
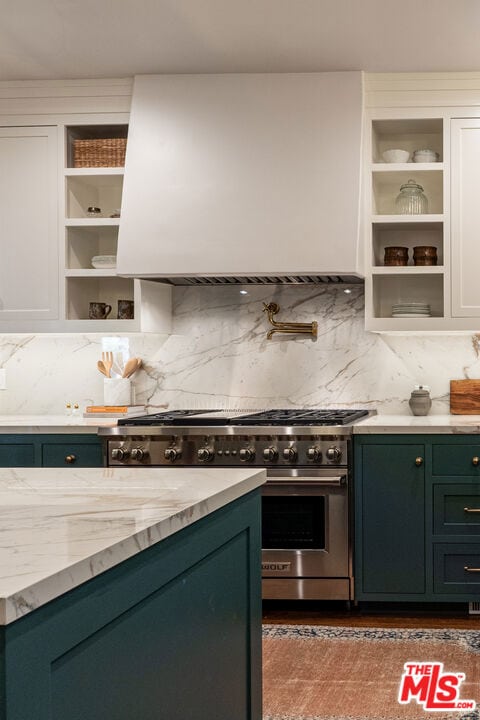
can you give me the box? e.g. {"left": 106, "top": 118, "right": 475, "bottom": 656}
{"left": 262, "top": 302, "right": 317, "bottom": 340}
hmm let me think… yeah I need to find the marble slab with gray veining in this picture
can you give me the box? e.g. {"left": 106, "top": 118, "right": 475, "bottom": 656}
{"left": 354, "top": 413, "right": 480, "bottom": 434}
{"left": 0, "top": 467, "right": 265, "bottom": 625}
{"left": 4, "top": 284, "right": 480, "bottom": 418}
{"left": 0, "top": 414, "right": 117, "bottom": 433}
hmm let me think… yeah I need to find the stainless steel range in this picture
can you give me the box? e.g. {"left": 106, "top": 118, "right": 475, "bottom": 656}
{"left": 99, "top": 408, "right": 373, "bottom": 601}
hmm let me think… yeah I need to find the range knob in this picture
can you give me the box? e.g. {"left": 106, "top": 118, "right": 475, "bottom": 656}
{"left": 111, "top": 447, "right": 129, "bottom": 462}
{"left": 307, "top": 446, "right": 322, "bottom": 462}
{"left": 326, "top": 446, "right": 342, "bottom": 463}
{"left": 131, "top": 447, "right": 148, "bottom": 461}
{"left": 164, "top": 447, "right": 181, "bottom": 462}
{"left": 283, "top": 447, "right": 298, "bottom": 462}
{"left": 239, "top": 447, "right": 255, "bottom": 462}
{"left": 263, "top": 447, "right": 278, "bottom": 462}
{"left": 197, "top": 447, "right": 214, "bottom": 462}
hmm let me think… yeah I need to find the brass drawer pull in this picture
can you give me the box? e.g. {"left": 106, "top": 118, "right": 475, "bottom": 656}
{"left": 65, "top": 454, "right": 76, "bottom": 464}
{"left": 464, "top": 566, "right": 480, "bottom": 573}
{"left": 464, "top": 507, "right": 480, "bottom": 513}
{"left": 415, "top": 457, "right": 423, "bottom": 466}
{"left": 473, "top": 456, "right": 480, "bottom": 466}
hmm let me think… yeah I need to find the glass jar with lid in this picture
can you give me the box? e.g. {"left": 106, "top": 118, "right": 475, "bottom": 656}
{"left": 394, "top": 179, "right": 428, "bottom": 215}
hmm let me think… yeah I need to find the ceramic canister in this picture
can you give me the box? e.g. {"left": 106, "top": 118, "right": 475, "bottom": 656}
{"left": 408, "top": 386, "right": 432, "bottom": 416}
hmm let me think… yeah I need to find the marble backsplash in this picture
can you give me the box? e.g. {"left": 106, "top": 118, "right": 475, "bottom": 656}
{"left": 1, "top": 283, "right": 480, "bottom": 415}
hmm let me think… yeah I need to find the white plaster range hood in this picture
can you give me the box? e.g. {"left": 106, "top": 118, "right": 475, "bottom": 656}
{"left": 117, "top": 72, "right": 364, "bottom": 284}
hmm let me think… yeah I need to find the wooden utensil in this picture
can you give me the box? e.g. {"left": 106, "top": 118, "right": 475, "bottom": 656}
{"left": 450, "top": 380, "right": 480, "bottom": 414}
{"left": 101, "top": 351, "right": 113, "bottom": 378}
{"left": 97, "top": 360, "right": 109, "bottom": 377}
{"left": 122, "top": 357, "right": 142, "bottom": 378}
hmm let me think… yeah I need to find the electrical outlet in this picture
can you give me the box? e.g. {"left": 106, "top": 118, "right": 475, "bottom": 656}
{"left": 0, "top": 368, "right": 6, "bottom": 390}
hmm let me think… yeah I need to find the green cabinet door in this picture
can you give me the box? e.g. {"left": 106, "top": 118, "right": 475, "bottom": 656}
{"left": 0, "top": 437, "right": 36, "bottom": 466}
{"left": 0, "top": 434, "right": 103, "bottom": 467}
{"left": 41, "top": 437, "right": 103, "bottom": 467}
{"left": 355, "top": 440, "right": 426, "bottom": 597}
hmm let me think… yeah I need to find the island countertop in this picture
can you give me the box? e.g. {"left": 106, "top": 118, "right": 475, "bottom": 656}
{"left": 0, "top": 467, "right": 265, "bottom": 625}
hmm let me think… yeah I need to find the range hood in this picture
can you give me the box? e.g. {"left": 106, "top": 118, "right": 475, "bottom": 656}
{"left": 117, "top": 72, "right": 364, "bottom": 283}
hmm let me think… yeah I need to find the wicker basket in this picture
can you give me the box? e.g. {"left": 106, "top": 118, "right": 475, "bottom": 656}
{"left": 73, "top": 138, "right": 127, "bottom": 168}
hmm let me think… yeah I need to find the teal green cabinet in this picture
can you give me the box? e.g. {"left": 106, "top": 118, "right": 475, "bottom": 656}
{"left": 431, "top": 438, "right": 480, "bottom": 599}
{"left": 355, "top": 434, "right": 480, "bottom": 603}
{"left": 41, "top": 438, "right": 102, "bottom": 467}
{"left": 0, "top": 489, "right": 262, "bottom": 720}
{"left": 0, "top": 434, "right": 103, "bottom": 467}
{"left": 354, "top": 437, "right": 426, "bottom": 599}
{"left": 0, "top": 437, "right": 36, "bottom": 466}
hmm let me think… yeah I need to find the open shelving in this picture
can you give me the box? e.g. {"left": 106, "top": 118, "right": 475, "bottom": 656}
{"left": 365, "top": 116, "right": 446, "bottom": 331}
{"left": 62, "top": 122, "right": 136, "bottom": 326}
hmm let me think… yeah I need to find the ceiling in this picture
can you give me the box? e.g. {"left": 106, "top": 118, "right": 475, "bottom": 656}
{"left": 2, "top": 0, "right": 480, "bottom": 81}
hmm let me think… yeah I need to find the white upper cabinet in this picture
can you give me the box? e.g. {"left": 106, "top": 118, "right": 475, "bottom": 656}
{"left": 451, "top": 118, "right": 480, "bottom": 317}
{"left": 0, "top": 126, "right": 58, "bottom": 322}
{"left": 117, "top": 72, "right": 363, "bottom": 279}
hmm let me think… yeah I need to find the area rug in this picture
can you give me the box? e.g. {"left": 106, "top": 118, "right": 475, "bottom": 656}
{"left": 263, "top": 624, "right": 480, "bottom": 720}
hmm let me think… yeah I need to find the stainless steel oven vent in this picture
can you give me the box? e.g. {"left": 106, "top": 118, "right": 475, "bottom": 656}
{"left": 161, "top": 275, "right": 364, "bottom": 286}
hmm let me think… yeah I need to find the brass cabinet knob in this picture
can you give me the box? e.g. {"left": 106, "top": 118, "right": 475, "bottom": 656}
{"left": 415, "top": 457, "right": 423, "bottom": 466}
{"left": 473, "top": 456, "right": 480, "bottom": 466}
{"left": 65, "top": 454, "right": 76, "bottom": 464}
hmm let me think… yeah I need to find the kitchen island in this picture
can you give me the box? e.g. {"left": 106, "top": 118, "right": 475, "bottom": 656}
{"left": 0, "top": 467, "right": 265, "bottom": 720}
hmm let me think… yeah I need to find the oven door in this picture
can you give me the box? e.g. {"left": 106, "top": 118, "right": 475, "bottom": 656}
{"left": 261, "top": 470, "right": 349, "bottom": 580}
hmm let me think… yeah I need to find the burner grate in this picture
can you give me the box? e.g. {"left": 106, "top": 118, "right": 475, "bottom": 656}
{"left": 232, "top": 409, "right": 370, "bottom": 426}
{"left": 118, "top": 408, "right": 370, "bottom": 427}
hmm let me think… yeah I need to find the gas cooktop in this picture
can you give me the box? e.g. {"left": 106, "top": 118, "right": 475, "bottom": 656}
{"left": 118, "top": 408, "right": 371, "bottom": 427}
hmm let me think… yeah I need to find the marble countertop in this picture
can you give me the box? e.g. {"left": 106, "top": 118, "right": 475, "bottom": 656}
{"left": 0, "top": 467, "right": 265, "bottom": 625}
{"left": 0, "top": 415, "right": 117, "bottom": 433}
{"left": 5, "top": 413, "right": 480, "bottom": 435}
{"left": 354, "top": 414, "right": 480, "bottom": 434}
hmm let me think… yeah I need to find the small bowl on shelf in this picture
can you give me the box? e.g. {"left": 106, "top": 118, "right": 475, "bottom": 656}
{"left": 91, "top": 255, "right": 117, "bottom": 269}
{"left": 381, "top": 149, "right": 410, "bottom": 164}
{"left": 412, "top": 149, "right": 439, "bottom": 163}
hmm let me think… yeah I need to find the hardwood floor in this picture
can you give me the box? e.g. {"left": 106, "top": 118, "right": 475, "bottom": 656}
{"left": 262, "top": 601, "right": 480, "bottom": 629}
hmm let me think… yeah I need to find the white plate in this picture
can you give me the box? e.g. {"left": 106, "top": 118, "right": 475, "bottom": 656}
{"left": 392, "top": 303, "right": 430, "bottom": 308}
{"left": 392, "top": 313, "right": 432, "bottom": 318}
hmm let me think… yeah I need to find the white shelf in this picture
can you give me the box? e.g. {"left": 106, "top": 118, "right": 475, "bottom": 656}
{"left": 65, "top": 218, "right": 120, "bottom": 227}
{"left": 62, "top": 319, "right": 138, "bottom": 332}
{"left": 64, "top": 167, "right": 124, "bottom": 177}
{"left": 366, "top": 317, "right": 448, "bottom": 333}
{"left": 65, "top": 269, "right": 118, "bottom": 277}
{"left": 372, "top": 266, "right": 445, "bottom": 275}
{"left": 372, "top": 214, "right": 444, "bottom": 224}
{"left": 372, "top": 162, "right": 443, "bottom": 172}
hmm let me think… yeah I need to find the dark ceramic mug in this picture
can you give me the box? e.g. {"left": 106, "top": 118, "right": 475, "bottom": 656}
{"left": 117, "top": 299, "right": 134, "bottom": 320}
{"left": 88, "top": 302, "right": 112, "bottom": 319}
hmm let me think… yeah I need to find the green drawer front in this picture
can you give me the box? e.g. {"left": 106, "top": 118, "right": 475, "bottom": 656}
{"left": 42, "top": 441, "right": 103, "bottom": 467}
{"left": 433, "top": 484, "right": 480, "bottom": 535}
{"left": 432, "top": 444, "right": 480, "bottom": 476}
{"left": 0, "top": 443, "right": 35, "bottom": 466}
{"left": 434, "top": 543, "right": 480, "bottom": 593}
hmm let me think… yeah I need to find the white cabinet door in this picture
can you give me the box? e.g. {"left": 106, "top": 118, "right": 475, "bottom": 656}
{"left": 0, "top": 126, "right": 58, "bottom": 321}
{"left": 118, "top": 72, "right": 363, "bottom": 278}
{"left": 451, "top": 118, "right": 480, "bottom": 317}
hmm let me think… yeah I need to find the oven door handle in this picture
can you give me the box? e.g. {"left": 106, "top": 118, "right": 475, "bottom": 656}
{"left": 266, "top": 475, "right": 346, "bottom": 487}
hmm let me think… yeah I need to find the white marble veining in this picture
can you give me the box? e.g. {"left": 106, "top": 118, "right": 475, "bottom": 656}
{"left": 354, "top": 413, "right": 480, "bottom": 434}
{"left": 3, "top": 285, "right": 480, "bottom": 415}
{"left": 0, "top": 467, "right": 265, "bottom": 625}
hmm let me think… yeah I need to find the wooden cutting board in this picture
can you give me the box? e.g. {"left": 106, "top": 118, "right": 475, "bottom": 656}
{"left": 450, "top": 379, "right": 480, "bottom": 414}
